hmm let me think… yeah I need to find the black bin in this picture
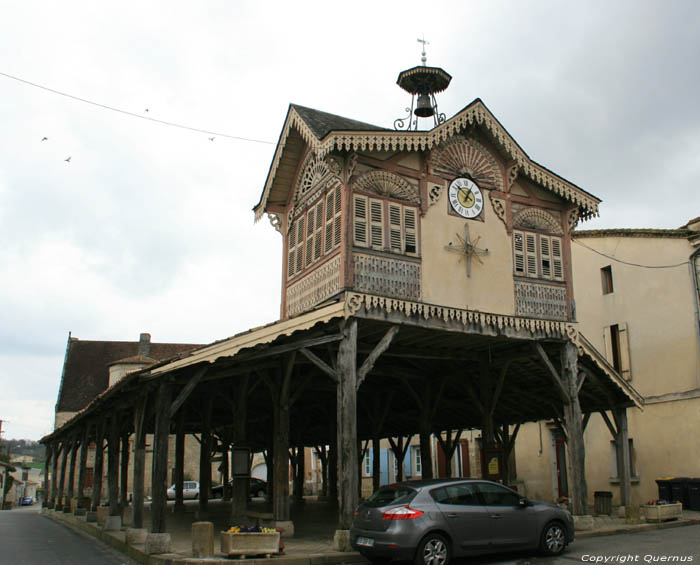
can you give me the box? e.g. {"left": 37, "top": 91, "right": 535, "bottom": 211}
{"left": 656, "top": 478, "right": 673, "bottom": 502}
{"left": 687, "top": 479, "right": 700, "bottom": 511}
{"left": 594, "top": 491, "right": 613, "bottom": 515}
{"left": 670, "top": 478, "right": 690, "bottom": 508}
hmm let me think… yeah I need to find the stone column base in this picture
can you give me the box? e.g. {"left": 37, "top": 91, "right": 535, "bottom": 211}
{"left": 86, "top": 511, "right": 97, "bottom": 523}
{"left": 121, "top": 506, "right": 133, "bottom": 528}
{"left": 333, "top": 529, "right": 351, "bottom": 552}
{"left": 274, "top": 520, "right": 294, "bottom": 538}
{"left": 96, "top": 506, "right": 109, "bottom": 526}
{"left": 103, "top": 515, "right": 122, "bottom": 531}
{"left": 192, "top": 521, "right": 214, "bottom": 558}
{"left": 74, "top": 507, "right": 87, "bottom": 517}
{"left": 145, "top": 533, "right": 172, "bottom": 554}
{"left": 126, "top": 528, "right": 148, "bottom": 545}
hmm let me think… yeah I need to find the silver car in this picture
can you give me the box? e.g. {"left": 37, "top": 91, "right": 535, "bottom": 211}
{"left": 350, "top": 479, "right": 574, "bottom": 564}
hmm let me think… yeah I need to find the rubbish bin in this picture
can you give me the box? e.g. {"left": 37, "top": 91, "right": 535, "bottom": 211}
{"left": 594, "top": 491, "right": 613, "bottom": 515}
{"left": 687, "top": 479, "right": 700, "bottom": 511}
{"left": 656, "top": 478, "right": 673, "bottom": 502}
{"left": 669, "top": 478, "right": 690, "bottom": 508}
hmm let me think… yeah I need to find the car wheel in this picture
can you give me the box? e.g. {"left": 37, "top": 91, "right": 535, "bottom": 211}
{"left": 414, "top": 533, "right": 450, "bottom": 565}
{"left": 255, "top": 489, "right": 265, "bottom": 498}
{"left": 540, "top": 521, "right": 566, "bottom": 556}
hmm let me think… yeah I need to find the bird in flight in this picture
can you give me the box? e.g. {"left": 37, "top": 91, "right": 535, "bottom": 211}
{"left": 65, "top": 156, "right": 71, "bottom": 163}
{"left": 41, "top": 137, "right": 48, "bottom": 142}
{"left": 144, "top": 108, "right": 149, "bottom": 113}
{"left": 208, "top": 137, "right": 215, "bottom": 141}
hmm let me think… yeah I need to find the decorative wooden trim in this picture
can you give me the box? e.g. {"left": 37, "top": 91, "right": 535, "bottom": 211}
{"left": 489, "top": 194, "right": 507, "bottom": 228}
{"left": 353, "top": 170, "right": 420, "bottom": 204}
{"left": 513, "top": 207, "right": 564, "bottom": 235}
{"left": 430, "top": 136, "right": 504, "bottom": 191}
{"left": 286, "top": 254, "right": 342, "bottom": 317}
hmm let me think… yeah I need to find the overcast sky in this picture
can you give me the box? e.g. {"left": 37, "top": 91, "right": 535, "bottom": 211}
{"left": 1, "top": 1, "right": 698, "bottom": 441}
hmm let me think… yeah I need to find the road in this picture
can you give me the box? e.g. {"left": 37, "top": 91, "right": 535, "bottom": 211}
{"left": 463, "top": 524, "right": 700, "bottom": 565}
{"left": 0, "top": 504, "right": 139, "bottom": 565}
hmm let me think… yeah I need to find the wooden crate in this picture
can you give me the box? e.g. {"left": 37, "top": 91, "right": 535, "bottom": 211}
{"left": 220, "top": 531, "right": 280, "bottom": 558}
{"left": 643, "top": 503, "right": 682, "bottom": 522}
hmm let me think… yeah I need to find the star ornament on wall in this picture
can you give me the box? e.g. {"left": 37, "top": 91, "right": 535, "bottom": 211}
{"left": 445, "top": 223, "right": 490, "bottom": 278}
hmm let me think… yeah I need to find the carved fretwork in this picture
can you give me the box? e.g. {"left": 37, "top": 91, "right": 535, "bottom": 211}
{"left": 514, "top": 281, "right": 568, "bottom": 321}
{"left": 431, "top": 137, "right": 503, "bottom": 191}
{"left": 512, "top": 206, "right": 563, "bottom": 235}
{"left": 354, "top": 170, "right": 420, "bottom": 204}
{"left": 286, "top": 255, "right": 342, "bottom": 317}
{"left": 353, "top": 253, "right": 421, "bottom": 300}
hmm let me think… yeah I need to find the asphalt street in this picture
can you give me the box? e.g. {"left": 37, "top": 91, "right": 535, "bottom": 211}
{"left": 462, "top": 524, "right": 700, "bottom": 565}
{"left": 0, "top": 505, "right": 139, "bottom": 565}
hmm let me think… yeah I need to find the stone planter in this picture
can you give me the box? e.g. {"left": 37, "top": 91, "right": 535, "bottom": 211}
{"left": 643, "top": 503, "right": 682, "bottom": 522}
{"left": 220, "top": 531, "right": 280, "bottom": 558}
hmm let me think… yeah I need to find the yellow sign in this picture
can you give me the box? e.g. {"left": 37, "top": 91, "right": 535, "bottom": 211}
{"left": 488, "top": 456, "right": 500, "bottom": 475}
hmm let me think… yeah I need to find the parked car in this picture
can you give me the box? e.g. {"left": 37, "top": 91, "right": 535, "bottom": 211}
{"left": 211, "top": 477, "right": 267, "bottom": 499}
{"left": 350, "top": 479, "right": 574, "bottom": 565}
{"left": 166, "top": 481, "right": 199, "bottom": 500}
{"left": 20, "top": 496, "right": 33, "bottom": 506}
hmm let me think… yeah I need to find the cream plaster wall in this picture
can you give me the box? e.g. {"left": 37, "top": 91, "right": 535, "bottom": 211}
{"left": 420, "top": 187, "right": 515, "bottom": 314}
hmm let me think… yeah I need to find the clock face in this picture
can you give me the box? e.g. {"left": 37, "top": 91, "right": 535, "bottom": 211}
{"left": 448, "top": 178, "right": 483, "bottom": 218}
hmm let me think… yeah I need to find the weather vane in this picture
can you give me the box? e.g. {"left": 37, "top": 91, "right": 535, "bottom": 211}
{"left": 417, "top": 36, "right": 429, "bottom": 66}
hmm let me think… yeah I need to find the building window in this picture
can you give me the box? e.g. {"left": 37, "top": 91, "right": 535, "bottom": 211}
{"left": 601, "top": 265, "right": 614, "bottom": 294}
{"left": 287, "top": 187, "right": 343, "bottom": 279}
{"left": 610, "top": 439, "right": 637, "bottom": 478}
{"left": 605, "top": 322, "right": 632, "bottom": 380}
{"left": 513, "top": 230, "right": 563, "bottom": 281}
{"left": 353, "top": 194, "right": 419, "bottom": 256}
{"left": 363, "top": 454, "right": 371, "bottom": 476}
{"left": 414, "top": 447, "right": 422, "bottom": 476}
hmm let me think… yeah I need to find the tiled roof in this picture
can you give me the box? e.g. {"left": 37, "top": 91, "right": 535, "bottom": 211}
{"left": 290, "top": 104, "right": 386, "bottom": 139}
{"left": 55, "top": 337, "right": 201, "bottom": 413}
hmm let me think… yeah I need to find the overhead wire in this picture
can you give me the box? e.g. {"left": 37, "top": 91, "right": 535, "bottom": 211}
{"left": 0, "top": 70, "right": 275, "bottom": 145}
{"left": 573, "top": 238, "right": 689, "bottom": 269}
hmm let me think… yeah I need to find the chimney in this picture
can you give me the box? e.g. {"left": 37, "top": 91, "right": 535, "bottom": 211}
{"left": 138, "top": 333, "right": 151, "bottom": 357}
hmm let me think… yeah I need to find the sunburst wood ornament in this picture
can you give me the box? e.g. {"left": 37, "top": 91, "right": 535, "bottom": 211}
{"left": 445, "top": 223, "right": 490, "bottom": 278}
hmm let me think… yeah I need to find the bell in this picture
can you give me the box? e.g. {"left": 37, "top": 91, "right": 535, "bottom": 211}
{"left": 414, "top": 93, "right": 435, "bottom": 118}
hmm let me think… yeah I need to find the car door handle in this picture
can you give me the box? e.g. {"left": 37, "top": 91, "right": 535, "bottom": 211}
{"left": 491, "top": 514, "right": 502, "bottom": 519}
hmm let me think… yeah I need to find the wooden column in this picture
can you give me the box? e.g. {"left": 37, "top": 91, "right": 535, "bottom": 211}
{"left": 66, "top": 438, "right": 79, "bottom": 506}
{"left": 151, "top": 382, "right": 172, "bottom": 534}
{"left": 107, "top": 413, "right": 120, "bottom": 516}
{"left": 119, "top": 430, "right": 130, "bottom": 509}
{"left": 560, "top": 341, "right": 588, "bottom": 515}
{"left": 198, "top": 395, "right": 214, "bottom": 516}
{"left": 231, "top": 376, "right": 249, "bottom": 524}
{"left": 43, "top": 443, "right": 53, "bottom": 508}
{"left": 614, "top": 406, "right": 632, "bottom": 507}
{"left": 272, "top": 358, "right": 292, "bottom": 523}
{"left": 328, "top": 402, "right": 338, "bottom": 504}
{"left": 372, "top": 437, "right": 381, "bottom": 492}
{"left": 76, "top": 425, "right": 89, "bottom": 507}
{"left": 91, "top": 421, "right": 105, "bottom": 511}
{"left": 57, "top": 438, "right": 70, "bottom": 509}
{"left": 132, "top": 396, "right": 147, "bottom": 529}
{"left": 173, "top": 409, "right": 186, "bottom": 513}
{"left": 336, "top": 319, "right": 359, "bottom": 529}
{"left": 220, "top": 437, "right": 230, "bottom": 501}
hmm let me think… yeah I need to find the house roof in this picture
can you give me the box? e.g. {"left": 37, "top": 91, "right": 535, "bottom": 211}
{"left": 55, "top": 334, "right": 202, "bottom": 414}
{"left": 254, "top": 99, "right": 601, "bottom": 222}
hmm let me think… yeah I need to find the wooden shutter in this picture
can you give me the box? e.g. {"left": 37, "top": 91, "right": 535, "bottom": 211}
{"left": 353, "top": 195, "right": 368, "bottom": 247}
{"left": 287, "top": 219, "right": 296, "bottom": 278}
{"left": 295, "top": 218, "right": 304, "bottom": 273}
{"left": 618, "top": 322, "right": 632, "bottom": 380}
{"left": 388, "top": 203, "right": 402, "bottom": 252}
{"left": 314, "top": 201, "right": 323, "bottom": 261}
{"left": 370, "top": 199, "right": 384, "bottom": 249}
{"left": 404, "top": 207, "right": 417, "bottom": 254}
{"left": 325, "top": 191, "right": 334, "bottom": 253}
{"left": 305, "top": 208, "right": 314, "bottom": 267}
{"left": 551, "top": 236, "right": 564, "bottom": 281}
{"left": 333, "top": 186, "right": 342, "bottom": 247}
{"left": 513, "top": 231, "right": 525, "bottom": 275}
{"left": 525, "top": 232, "right": 538, "bottom": 277}
{"left": 540, "top": 235, "right": 552, "bottom": 279}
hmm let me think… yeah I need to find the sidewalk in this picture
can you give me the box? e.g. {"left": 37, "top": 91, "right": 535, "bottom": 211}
{"left": 41, "top": 499, "right": 700, "bottom": 565}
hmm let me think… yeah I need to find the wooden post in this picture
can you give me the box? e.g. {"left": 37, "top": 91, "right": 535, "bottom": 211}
{"left": 76, "top": 426, "right": 89, "bottom": 507}
{"left": 132, "top": 396, "right": 147, "bottom": 529}
{"left": 272, "top": 357, "right": 292, "bottom": 523}
{"left": 336, "top": 319, "right": 359, "bottom": 529}
{"left": 107, "top": 413, "right": 120, "bottom": 516}
{"left": 230, "top": 376, "right": 249, "bottom": 524}
{"left": 91, "top": 420, "right": 105, "bottom": 511}
{"left": 66, "top": 438, "right": 79, "bottom": 505}
{"left": 198, "top": 395, "right": 214, "bottom": 516}
{"left": 57, "top": 438, "right": 70, "bottom": 509}
{"left": 43, "top": 443, "right": 53, "bottom": 508}
{"left": 120, "top": 430, "right": 130, "bottom": 509}
{"left": 614, "top": 406, "right": 632, "bottom": 507}
{"left": 328, "top": 401, "right": 338, "bottom": 504}
{"left": 220, "top": 438, "right": 230, "bottom": 501}
{"left": 372, "top": 437, "right": 381, "bottom": 492}
{"left": 151, "top": 382, "right": 172, "bottom": 534}
{"left": 174, "top": 408, "right": 185, "bottom": 513}
{"left": 50, "top": 442, "right": 61, "bottom": 507}
{"left": 561, "top": 341, "right": 588, "bottom": 515}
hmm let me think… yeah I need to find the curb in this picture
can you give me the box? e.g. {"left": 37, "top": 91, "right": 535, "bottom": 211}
{"left": 577, "top": 518, "right": 700, "bottom": 538}
{"left": 41, "top": 509, "right": 366, "bottom": 565}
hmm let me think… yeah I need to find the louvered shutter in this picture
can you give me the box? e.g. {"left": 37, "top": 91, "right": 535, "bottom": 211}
{"left": 325, "top": 191, "right": 334, "bottom": 253}
{"left": 370, "top": 199, "right": 384, "bottom": 249}
{"left": 404, "top": 207, "right": 417, "bottom": 254}
{"left": 551, "top": 237, "right": 564, "bottom": 281}
{"left": 295, "top": 218, "right": 304, "bottom": 273}
{"left": 305, "top": 208, "right": 314, "bottom": 267}
{"left": 540, "top": 235, "right": 552, "bottom": 279}
{"left": 314, "top": 201, "right": 323, "bottom": 260}
{"left": 618, "top": 322, "right": 632, "bottom": 380}
{"left": 388, "top": 203, "right": 402, "bottom": 253}
{"left": 353, "top": 195, "right": 368, "bottom": 247}
{"left": 333, "top": 186, "right": 342, "bottom": 247}
{"left": 513, "top": 231, "right": 525, "bottom": 275}
{"left": 525, "top": 233, "right": 538, "bottom": 277}
{"left": 287, "top": 220, "right": 296, "bottom": 278}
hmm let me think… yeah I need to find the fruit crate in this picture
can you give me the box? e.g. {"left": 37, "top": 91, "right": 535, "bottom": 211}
{"left": 220, "top": 531, "right": 280, "bottom": 558}
{"left": 643, "top": 503, "right": 682, "bottom": 522}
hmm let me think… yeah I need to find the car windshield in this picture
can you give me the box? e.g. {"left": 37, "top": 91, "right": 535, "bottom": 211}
{"left": 364, "top": 485, "right": 416, "bottom": 507}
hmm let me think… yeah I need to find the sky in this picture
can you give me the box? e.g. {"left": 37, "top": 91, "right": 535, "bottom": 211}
{"left": 1, "top": 0, "right": 699, "bottom": 442}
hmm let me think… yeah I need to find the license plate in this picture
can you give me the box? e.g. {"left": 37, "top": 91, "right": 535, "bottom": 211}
{"left": 356, "top": 537, "right": 375, "bottom": 547}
